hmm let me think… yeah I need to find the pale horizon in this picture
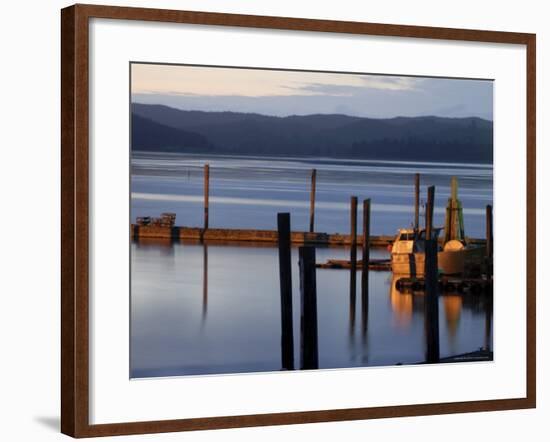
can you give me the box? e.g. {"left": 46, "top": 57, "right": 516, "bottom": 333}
{"left": 131, "top": 63, "right": 494, "bottom": 120}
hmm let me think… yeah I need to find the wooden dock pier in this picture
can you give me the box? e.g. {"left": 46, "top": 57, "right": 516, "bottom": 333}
{"left": 131, "top": 224, "right": 487, "bottom": 248}
{"left": 394, "top": 275, "right": 492, "bottom": 294}
{"left": 316, "top": 258, "right": 390, "bottom": 271}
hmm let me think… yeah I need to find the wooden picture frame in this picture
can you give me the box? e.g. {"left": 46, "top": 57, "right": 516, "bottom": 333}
{"left": 61, "top": 3, "right": 536, "bottom": 437}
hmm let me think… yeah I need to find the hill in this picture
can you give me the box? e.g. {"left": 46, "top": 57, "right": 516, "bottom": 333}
{"left": 131, "top": 103, "right": 493, "bottom": 163}
{"left": 131, "top": 114, "right": 213, "bottom": 152}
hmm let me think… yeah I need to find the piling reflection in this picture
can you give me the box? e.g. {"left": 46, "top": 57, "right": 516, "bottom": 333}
{"left": 346, "top": 266, "right": 371, "bottom": 364}
{"left": 202, "top": 243, "right": 208, "bottom": 324}
{"left": 361, "top": 278, "right": 369, "bottom": 338}
{"left": 389, "top": 276, "right": 423, "bottom": 328}
{"left": 388, "top": 275, "right": 493, "bottom": 361}
{"left": 131, "top": 241, "right": 493, "bottom": 378}
{"left": 348, "top": 288, "right": 357, "bottom": 362}
{"left": 360, "top": 273, "right": 370, "bottom": 363}
{"left": 133, "top": 237, "right": 176, "bottom": 255}
{"left": 484, "top": 293, "right": 493, "bottom": 351}
{"left": 349, "top": 269, "right": 356, "bottom": 337}
{"left": 442, "top": 294, "right": 462, "bottom": 340}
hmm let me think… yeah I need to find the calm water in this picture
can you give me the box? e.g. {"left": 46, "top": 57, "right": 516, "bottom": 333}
{"left": 131, "top": 152, "right": 493, "bottom": 237}
{"left": 130, "top": 153, "right": 493, "bottom": 378}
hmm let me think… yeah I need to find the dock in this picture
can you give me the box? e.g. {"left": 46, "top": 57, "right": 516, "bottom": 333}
{"left": 316, "top": 258, "right": 391, "bottom": 271}
{"left": 131, "top": 224, "right": 486, "bottom": 248}
{"left": 395, "top": 276, "right": 492, "bottom": 294}
{"left": 438, "top": 349, "right": 493, "bottom": 363}
{"left": 132, "top": 224, "right": 394, "bottom": 246}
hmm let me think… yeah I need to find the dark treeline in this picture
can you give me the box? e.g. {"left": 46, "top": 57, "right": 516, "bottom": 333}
{"left": 132, "top": 103, "right": 493, "bottom": 163}
{"left": 132, "top": 114, "right": 213, "bottom": 152}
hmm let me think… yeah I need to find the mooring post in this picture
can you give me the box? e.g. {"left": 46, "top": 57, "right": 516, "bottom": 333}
{"left": 204, "top": 164, "right": 210, "bottom": 230}
{"left": 424, "top": 185, "right": 440, "bottom": 363}
{"left": 350, "top": 196, "right": 358, "bottom": 272}
{"left": 361, "top": 199, "right": 371, "bottom": 337}
{"left": 309, "top": 169, "right": 317, "bottom": 233}
{"left": 486, "top": 204, "right": 493, "bottom": 278}
{"left": 414, "top": 173, "right": 420, "bottom": 230}
{"left": 349, "top": 196, "right": 358, "bottom": 328}
{"left": 361, "top": 199, "right": 371, "bottom": 326}
{"left": 277, "top": 212, "right": 294, "bottom": 370}
{"left": 299, "top": 246, "right": 319, "bottom": 370}
{"left": 132, "top": 224, "right": 139, "bottom": 241}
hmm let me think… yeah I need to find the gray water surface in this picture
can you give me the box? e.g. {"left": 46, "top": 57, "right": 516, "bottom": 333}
{"left": 131, "top": 152, "right": 493, "bottom": 237}
{"left": 131, "top": 242, "right": 491, "bottom": 378}
{"left": 130, "top": 153, "right": 493, "bottom": 378}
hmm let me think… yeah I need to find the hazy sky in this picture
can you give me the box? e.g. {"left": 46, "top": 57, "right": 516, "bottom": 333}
{"left": 131, "top": 63, "right": 493, "bottom": 120}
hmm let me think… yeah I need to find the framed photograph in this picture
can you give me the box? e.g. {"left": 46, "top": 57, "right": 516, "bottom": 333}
{"left": 61, "top": 4, "right": 536, "bottom": 437}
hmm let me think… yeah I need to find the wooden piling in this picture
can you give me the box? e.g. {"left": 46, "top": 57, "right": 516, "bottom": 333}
{"left": 309, "top": 169, "right": 317, "bottom": 233}
{"left": 486, "top": 204, "right": 493, "bottom": 258}
{"left": 361, "top": 199, "right": 371, "bottom": 316}
{"left": 414, "top": 173, "right": 420, "bottom": 230}
{"left": 299, "top": 246, "right": 319, "bottom": 370}
{"left": 426, "top": 186, "right": 434, "bottom": 242}
{"left": 350, "top": 196, "right": 358, "bottom": 276}
{"left": 277, "top": 212, "right": 294, "bottom": 370}
{"left": 349, "top": 196, "right": 358, "bottom": 327}
{"left": 424, "top": 185, "right": 440, "bottom": 363}
{"left": 485, "top": 204, "right": 493, "bottom": 279}
{"left": 361, "top": 199, "right": 371, "bottom": 337}
{"left": 204, "top": 164, "right": 210, "bottom": 230}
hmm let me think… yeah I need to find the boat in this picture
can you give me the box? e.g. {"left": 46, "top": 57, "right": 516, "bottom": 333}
{"left": 391, "top": 227, "right": 484, "bottom": 276}
{"left": 391, "top": 177, "right": 485, "bottom": 277}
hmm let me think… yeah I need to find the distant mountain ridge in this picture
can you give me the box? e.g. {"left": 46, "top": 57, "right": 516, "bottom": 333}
{"left": 132, "top": 114, "right": 213, "bottom": 152}
{"left": 131, "top": 103, "right": 493, "bottom": 163}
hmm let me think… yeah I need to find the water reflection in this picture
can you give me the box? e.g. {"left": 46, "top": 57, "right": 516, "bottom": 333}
{"left": 443, "top": 295, "right": 462, "bottom": 340}
{"left": 349, "top": 270, "right": 356, "bottom": 337}
{"left": 389, "top": 276, "right": 423, "bottom": 328}
{"left": 361, "top": 279, "right": 369, "bottom": 338}
{"left": 132, "top": 153, "right": 493, "bottom": 237}
{"left": 201, "top": 244, "right": 208, "bottom": 325}
{"left": 388, "top": 275, "right": 493, "bottom": 359}
{"left": 484, "top": 294, "right": 493, "bottom": 351}
{"left": 130, "top": 240, "right": 492, "bottom": 378}
{"left": 360, "top": 273, "right": 370, "bottom": 364}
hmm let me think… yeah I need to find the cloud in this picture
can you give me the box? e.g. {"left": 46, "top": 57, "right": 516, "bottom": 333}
{"left": 131, "top": 67, "right": 491, "bottom": 120}
{"left": 281, "top": 75, "right": 423, "bottom": 97}
{"left": 282, "top": 83, "right": 359, "bottom": 96}
{"left": 359, "top": 75, "right": 423, "bottom": 91}
{"left": 132, "top": 63, "right": 425, "bottom": 98}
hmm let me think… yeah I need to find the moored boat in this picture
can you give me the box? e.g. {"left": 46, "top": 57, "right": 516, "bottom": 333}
{"left": 391, "top": 177, "right": 485, "bottom": 276}
{"left": 391, "top": 228, "right": 484, "bottom": 276}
